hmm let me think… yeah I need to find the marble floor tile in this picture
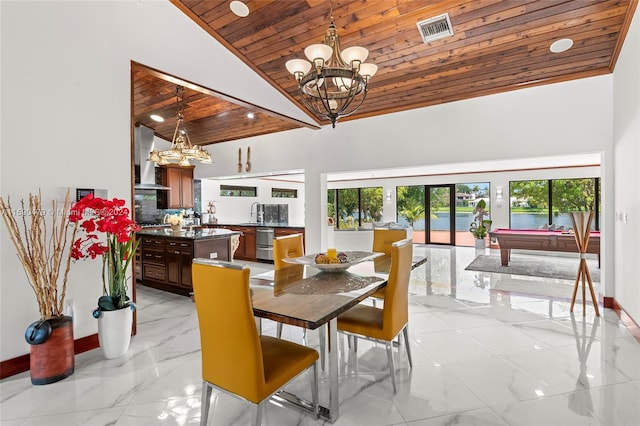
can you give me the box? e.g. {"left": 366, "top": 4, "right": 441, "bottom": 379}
{"left": 2, "top": 246, "right": 639, "bottom": 426}
{"left": 490, "top": 393, "right": 608, "bottom": 425}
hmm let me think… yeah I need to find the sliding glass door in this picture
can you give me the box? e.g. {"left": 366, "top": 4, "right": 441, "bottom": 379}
{"left": 397, "top": 184, "right": 455, "bottom": 245}
{"left": 427, "top": 185, "right": 455, "bottom": 245}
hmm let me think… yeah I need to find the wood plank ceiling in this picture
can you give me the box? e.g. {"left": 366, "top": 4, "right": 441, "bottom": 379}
{"left": 136, "top": 0, "right": 637, "bottom": 146}
{"left": 132, "top": 63, "right": 314, "bottom": 146}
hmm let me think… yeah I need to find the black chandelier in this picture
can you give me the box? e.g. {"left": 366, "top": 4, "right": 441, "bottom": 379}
{"left": 285, "top": 1, "right": 377, "bottom": 128}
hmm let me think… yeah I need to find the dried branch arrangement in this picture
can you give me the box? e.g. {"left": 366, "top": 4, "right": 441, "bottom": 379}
{"left": 0, "top": 189, "right": 79, "bottom": 319}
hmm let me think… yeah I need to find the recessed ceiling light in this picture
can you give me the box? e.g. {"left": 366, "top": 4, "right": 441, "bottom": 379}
{"left": 550, "top": 38, "right": 573, "bottom": 53}
{"left": 150, "top": 114, "right": 164, "bottom": 122}
{"left": 230, "top": 1, "right": 249, "bottom": 17}
{"left": 247, "top": 112, "right": 255, "bottom": 119}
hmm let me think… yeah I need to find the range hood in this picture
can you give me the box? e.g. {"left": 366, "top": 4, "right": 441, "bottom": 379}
{"left": 134, "top": 124, "right": 170, "bottom": 190}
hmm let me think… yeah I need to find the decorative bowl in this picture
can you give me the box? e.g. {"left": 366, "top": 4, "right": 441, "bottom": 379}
{"left": 283, "top": 251, "right": 383, "bottom": 272}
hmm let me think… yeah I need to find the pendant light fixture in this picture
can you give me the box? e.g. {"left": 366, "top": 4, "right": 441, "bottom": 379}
{"left": 148, "top": 85, "right": 213, "bottom": 166}
{"left": 285, "top": 0, "right": 377, "bottom": 128}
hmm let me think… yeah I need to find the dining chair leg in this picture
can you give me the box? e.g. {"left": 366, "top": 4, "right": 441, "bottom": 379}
{"left": 312, "top": 360, "right": 319, "bottom": 419}
{"left": 252, "top": 401, "right": 263, "bottom": 426}
{"left": 255, "top": 317, "right": 262, "bottom": 335}
{"left": 200, "top": 381, "right": 213, "bottom": 426}
{"left": 276, "top": 322, "right": 283, "bottom": 338}
{"left": 386, "top": 342, "right": 397, "bottom": 394}
{"left": 319, "top": 326, "right": 326, "bottom": 371}
{"left": 402, "top": 326, "right": 413, "bottom": 368}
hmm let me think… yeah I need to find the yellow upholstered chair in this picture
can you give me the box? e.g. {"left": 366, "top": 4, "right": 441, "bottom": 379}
{"left": 337, "top": 239, "right": 413, "bottom": 393}
{"left": 272, "top": 234, "right": 325, "bottom": 366}
{"left": 273, "top": 233, "right": 304, "bottom": 270}
{"left": 192, "top": 259, "right": 318, "bottom": 425}
{"left": 370, "top": 228, "right": 409, "bottom": 302}
{"left": 273, "top": 234, "right": 304, "bottom": 338}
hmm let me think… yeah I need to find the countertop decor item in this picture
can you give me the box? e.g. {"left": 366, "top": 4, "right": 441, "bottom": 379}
{"left": 284, "top": 251, "right": 383, "bottom": 273}
{"left": 70, "top": 194, "right": 140, "bottom": 358}
{"left": 0, "top": 189, "right": 79, "bottom": 384}
{"left": 164, "top": 212, "right": 184, "bottom": 231}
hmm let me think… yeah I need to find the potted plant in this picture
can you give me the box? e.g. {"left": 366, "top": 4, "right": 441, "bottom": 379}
{"left": 469, "top": 199, "right": 492, "bottom": 249}
{"left": 69, "top": 194, "right": 140, "bottom": 359}
{"left": 0, "top": 189, "right": 79, "bottom": 384}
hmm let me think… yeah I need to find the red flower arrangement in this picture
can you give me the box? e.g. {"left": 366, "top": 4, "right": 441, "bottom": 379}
{"left": 70, "top": 194, "right": 140, "bottom": 311}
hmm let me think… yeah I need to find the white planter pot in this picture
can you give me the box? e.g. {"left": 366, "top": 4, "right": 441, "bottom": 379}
{"left": 474, "top": 238, "right": 486, "bottom": 249}
{"left": 97, "top": 307, "right": 133, "bottom": 359}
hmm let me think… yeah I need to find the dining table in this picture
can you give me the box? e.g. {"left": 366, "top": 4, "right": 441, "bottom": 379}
{"left": 249, "top": 252, "right": 428, "bottom": 423}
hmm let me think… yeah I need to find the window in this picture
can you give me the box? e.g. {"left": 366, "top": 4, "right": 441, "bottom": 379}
{"left": 509, "top": 180, "right": 549, "bottom": 229}
{"left": 220, "top": 185, "right": 257, "bottom": 197}
{"left": 272, "top": 188, "right": 297, "bottom": 198}
{"left": 454, "top": 182, "right": 490, "bottom": 233}
{"left": 396, "top": 185, "right": 425, "bottom": 230}
{"left": 509, "top": 178, "right": 599, "bottom": 230}
{"left": 328, "top": 187, "right": 383, "bottom": 229}
{"left": 552, "top": 178, "right": 600, "bottom": 229}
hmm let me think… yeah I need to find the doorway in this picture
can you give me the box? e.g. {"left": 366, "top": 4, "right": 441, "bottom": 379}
{"left": 426, "top": 185, "right": 455, "bottom": 245}
{"left": 396, "top": 184, "right": 455, "bottom": 245}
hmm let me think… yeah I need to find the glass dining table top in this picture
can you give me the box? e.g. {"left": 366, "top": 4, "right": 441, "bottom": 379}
{"left": 249, "top": 259, "right": 387, "bottom": 330}
{"left": 249, "top": 254, "right": 428, "bottom": 330}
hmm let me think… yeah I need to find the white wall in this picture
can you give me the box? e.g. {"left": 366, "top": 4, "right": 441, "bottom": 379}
{"left": 613, "top": 8, "right": 640, "bottom": 323}
{"left": 1, "top": 0, "right": 629, "bottom": 362}
{"left": 200, "top": 178, "right": 305, "bottom": 225}
{"left": 201, "top": 77, "right": 615, "bottom": 262}
{"left": 0, "top": 0, "right": 308, "bottom": 361}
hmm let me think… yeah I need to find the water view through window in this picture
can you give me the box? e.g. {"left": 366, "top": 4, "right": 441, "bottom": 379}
{"left": 397, "top": 183, "right": 490, "bottom": 245}
{"left": 509, "top": 178, "right": 600, "bottom": 230}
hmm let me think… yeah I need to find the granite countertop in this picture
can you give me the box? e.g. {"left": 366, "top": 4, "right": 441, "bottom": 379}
{"left": 203, "top": 222, "right": 305, "bottom": 228}
{"left": 137, "top": 227, "right": 240, "bottom": 240}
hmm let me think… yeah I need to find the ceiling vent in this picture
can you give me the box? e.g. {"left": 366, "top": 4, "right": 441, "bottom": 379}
{"left": 416, "top": 13, "right": 454, "bottom": 44}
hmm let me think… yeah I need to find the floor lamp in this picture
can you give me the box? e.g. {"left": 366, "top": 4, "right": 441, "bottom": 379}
{"left": 569, "top": 211, "right": 600, "bottom": 317}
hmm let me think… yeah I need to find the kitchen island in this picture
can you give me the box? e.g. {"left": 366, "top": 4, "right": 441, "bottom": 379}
{"left": 138, "top": 227, "right": 240, "bottom": 296}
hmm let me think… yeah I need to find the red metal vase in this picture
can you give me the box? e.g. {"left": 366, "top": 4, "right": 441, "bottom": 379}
{"left": 29, "top": 315, "right": 74, "bottom": 385}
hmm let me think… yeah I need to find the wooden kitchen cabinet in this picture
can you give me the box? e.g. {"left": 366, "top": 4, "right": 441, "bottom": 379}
{"left": 166, "top": 239, "right": 193, "bottom": 289}
{"left": 160, "top": 164, "right": 194, "bottom": 208}
{"left": 274, "top": 227, "right": 305, "bottom": 247}
{"left": 141, "top": 236, "right": 167, "bottom": 283}
{"left": 230, "top": 226, "right": 256, "bottom": 260}
{"left": 139, "top": 232, "right": 233, "bottom": 296}
{"left": 206, "top": 225, "right": 257, "bottom": 261}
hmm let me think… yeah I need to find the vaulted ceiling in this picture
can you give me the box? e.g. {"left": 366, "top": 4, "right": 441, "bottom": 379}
{"left": 133, "top": 0, "right": 637, "bottom": 146}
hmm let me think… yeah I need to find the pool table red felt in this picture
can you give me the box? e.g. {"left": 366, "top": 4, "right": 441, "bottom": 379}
{"left": 489, "top": 228, "right": 600, "bottom": 266}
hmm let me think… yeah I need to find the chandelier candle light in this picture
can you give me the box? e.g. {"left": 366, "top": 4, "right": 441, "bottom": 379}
{"left": 285, "top": 0, "right": 377, "bottom": 128}
{"left": 148, "top": 85, "right": 212, "bottom": 166}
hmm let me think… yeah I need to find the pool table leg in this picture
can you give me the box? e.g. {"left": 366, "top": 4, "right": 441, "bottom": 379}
{"left": 500, "top": 248, "right": 510, "bottom": 266}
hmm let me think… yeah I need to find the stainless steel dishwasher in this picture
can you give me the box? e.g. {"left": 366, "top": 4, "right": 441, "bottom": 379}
{"left": 255, "top": 227, "right": 274, "bottom": 261}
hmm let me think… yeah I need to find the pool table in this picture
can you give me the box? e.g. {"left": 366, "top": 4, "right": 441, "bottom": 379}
{"left": 489, "top": 228, "right": 600, "bottom": 266}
